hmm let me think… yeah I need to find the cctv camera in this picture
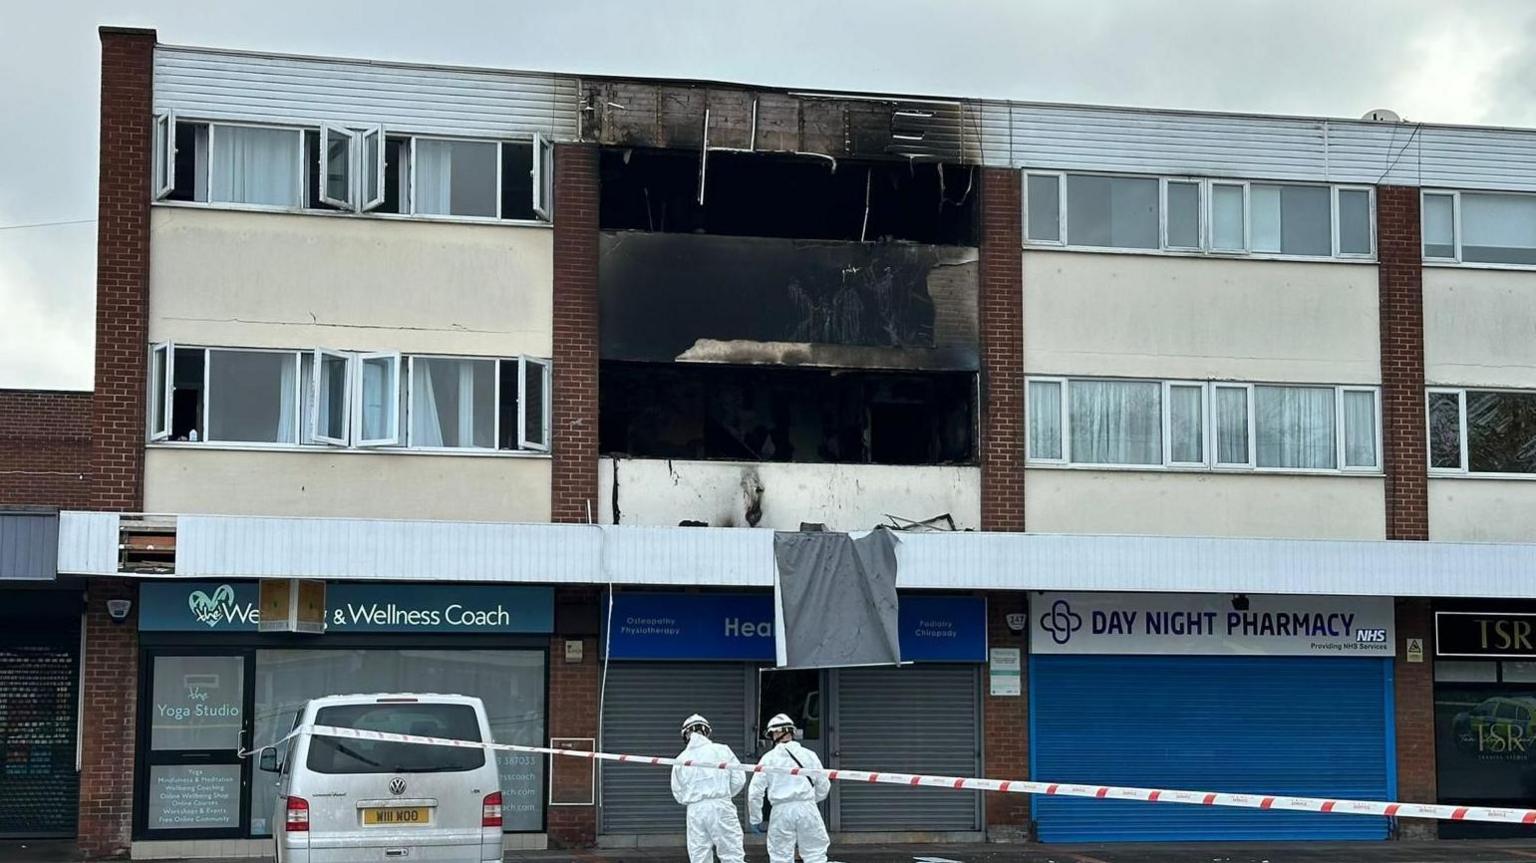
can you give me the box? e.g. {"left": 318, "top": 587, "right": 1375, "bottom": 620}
{"left": 106, "top": 599, "right": 132, "bottom": 622}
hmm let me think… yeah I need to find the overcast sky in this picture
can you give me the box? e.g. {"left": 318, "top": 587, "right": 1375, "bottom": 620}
{"left": 4, "top": 0, "right": 1535, "bottom": 390}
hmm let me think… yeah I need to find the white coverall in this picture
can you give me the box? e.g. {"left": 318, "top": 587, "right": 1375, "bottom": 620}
{"left": 670, "top": 732, "right": 746, "bottom": 863}
{"left": 747, "top": 741, "right": 832, "bottom": 863}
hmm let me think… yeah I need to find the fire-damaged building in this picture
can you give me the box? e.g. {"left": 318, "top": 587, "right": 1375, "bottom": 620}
{"left": 14, "top": 24, "right": 1536, "bottom": 860}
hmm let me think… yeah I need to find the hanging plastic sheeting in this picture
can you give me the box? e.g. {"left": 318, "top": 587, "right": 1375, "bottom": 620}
{"left": 773, "top": 528, "right": 901, "bottom": 669}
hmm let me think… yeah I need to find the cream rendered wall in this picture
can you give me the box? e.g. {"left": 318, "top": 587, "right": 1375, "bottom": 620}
{"left": 1023, "top": 251, "right": 1380, "bottom": 383}
{"left": 1429, "top": 479, "right": 1536, "bottom": 543}
{"left": 1424, "top": 267, "right": 1536, "bottom": 387}
{"left": 1025, "top": 470, "right": 1385, "bottom": 540}
{"left": 597, "top": 458, "right": 981, "bottom": 531}
{"left": 148, "top": 207, "right": 552, "bottom": 356}
{"left": 144, "top": 448, "right": 551, "bottom": 522}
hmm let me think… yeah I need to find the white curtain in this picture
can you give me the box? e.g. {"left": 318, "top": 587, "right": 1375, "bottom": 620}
{"left": 1212, "top": 184, "right": 1245, "bottom": 251}
{"left": 1028, "top": 380, "right": 1062, "bottom": 459}
{"left": 1255, "top": 386, "right": 1335, "bottom": 469}
{"left": 1215, "top": 387, "right": 1250, "bottom": 464}
{"left": 1250, "top": 184, "right": 1283, "bottom": 253}
{"left": 415, "top": 140, "right": 454, "bottom": 215}
{"left": 1069, "top": 380, "right": 1161, "bottom": 465}
{"left": 1168, "top": 385, "right": 1203, "bottom": 463}
{"left": 361, "top": 359, "right": 387, "bottom": 441}
{"left": 211, "top": 126, "right": 299, "bottom": 206}
{"left": 274, "top": 354, "right": 297, "bottom": 444}
{"left": 456, "top": 362, "right": 476, "bottom": 448}
{"left": 1343, "top": 390, "right": 1377, "bottom": 467}
{"left": 412, "top": 361, "right": 444, "bottom": 447}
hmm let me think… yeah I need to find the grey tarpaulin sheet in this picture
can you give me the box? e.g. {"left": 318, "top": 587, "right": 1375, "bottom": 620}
{"left": 772, "top": 528, "right": 901, "bottom": 668}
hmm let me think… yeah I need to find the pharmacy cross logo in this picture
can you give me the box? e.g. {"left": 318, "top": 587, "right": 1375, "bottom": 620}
{"left": 187, "top": 585, "right": 236, "bottom": 628}
{"left": 1041, "top": 599, "right": 1083, "bottom": 645}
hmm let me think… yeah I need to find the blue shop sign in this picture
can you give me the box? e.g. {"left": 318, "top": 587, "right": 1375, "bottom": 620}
{"left": 606, "top": 592, "right": 986, "bottom": 662}
{"left": 140, "top": 581, "right": 554, "bottom": 633}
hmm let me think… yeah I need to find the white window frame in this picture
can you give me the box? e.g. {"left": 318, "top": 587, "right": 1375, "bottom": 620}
{"left": 202, "top": 122, "right": 306, "bottom": 210}
{"left": 353, "top": 351, "right": 402, "bottom": 447}
{"left": 408, "top": 136, "right": 505, "bottom": 221}
{"left": 148, "top": 342, "right": 174, "bottom": 441}
{"left": 1162, "top": 380, "right": 1208, "bottom": 467}
{"left": 1333, "top": 186, "right": 1377, "bottom": 259}
{"left": 1211, "top": 382, "right": 1256, "bottom": 470}
{"left": 1421, "top": 190, "right": 1463, "bottom": 263}
{"left": 1426, "top": 387, "right": 1469, "bottom": 474}
{"left": 153, "top": 112, "right": 176, "bottom": 200}
{"left": 318, "top": 123, "right": 357, "bottom": 211}
{"left": 1056, "top": 376, "right": 1169, "bottom": 470}
{"left": 1022, "top": 172, "right": 1067, "bottom": 246}
{"left": 1024, "top": 376, "right": 1068, "bottom": 464}
{"left": 360, "top": 125, "right": 386, "bottom": 212}
{"left": 533, "top": 132, "right": 553, "bottom": 221}
{"left": 1161, "top": 179, "right": 1204, "bottom": 252}
{"left": 201, "top": 347, "right": 304, "bottom": 446}
{"left": 308, "top": 348, "right": 352, "bottom": 447}
{"left": 518, "top": 356, "right": 552, "bottom": 452}
{"left": 404, "top": 354, "right": 500, "bottom": 452}
{"left": 1207, "top": 180, "right": 1250, "bottom": 255}
{"left": 1337, "top": 385, "right": 1383, "bottom": 473}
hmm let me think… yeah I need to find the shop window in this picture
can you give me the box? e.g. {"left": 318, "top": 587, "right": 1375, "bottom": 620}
{"left": 141, "top": 655, "right": 246, "bottom": 835}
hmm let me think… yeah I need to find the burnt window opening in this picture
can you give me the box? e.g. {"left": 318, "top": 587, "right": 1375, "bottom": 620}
{"left": 599, "top": 147, "right": 977, "bottom": 245}
{"left": 599, "top": 361, "right": 976, "bottom": 466}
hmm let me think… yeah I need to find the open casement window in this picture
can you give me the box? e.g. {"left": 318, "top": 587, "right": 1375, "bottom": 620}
{"left": 318, "top": 123, "right": 357, "bottom": 210}
{"left": 149, "top": 342, "right": 174, "bottom": 441}
{"left": 518, "top": 356, "right": 551, "bottom": 451}
{"left": 360, "top": 126, "right": 386, "bottom": 212}
{"left": 1212, "top": 383, "right": 1255, "bottom": 468}
{"left": 532, "top": 132, "right": 554, "bottom": 221}
{"left": 153, "top": 113, "right": 176, "bottom": 200}
{"left": 354, "top": 352, "right": 401, "bottom": 447}
{"left": 308, "top": 349, "right": 351, "bottom": 447}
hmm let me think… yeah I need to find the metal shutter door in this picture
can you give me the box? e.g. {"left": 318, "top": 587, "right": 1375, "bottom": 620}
{"left": 599, "top": 663, "right": 749, "bottom": 834}
{"left": 1032, "top": 655, "right": 1392, "bottom": 842}
{"left": 0, "top": 629, "right": 80, "bottom": 836}
{"left": 834, "top": 665, "right": 981, "bottom": 831}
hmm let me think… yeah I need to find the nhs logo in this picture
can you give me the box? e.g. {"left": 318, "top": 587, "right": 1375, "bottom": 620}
{"left": 1356, "top": 628, "right": 1388, "bottom": 643}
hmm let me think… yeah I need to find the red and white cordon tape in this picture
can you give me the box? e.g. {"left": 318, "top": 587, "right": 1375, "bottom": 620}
{"left": 268, "top": 724, "right": 1536, "bottom": 827}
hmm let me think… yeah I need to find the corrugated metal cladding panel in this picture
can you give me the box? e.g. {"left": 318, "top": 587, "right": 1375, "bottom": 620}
{"left": 153, "top": 47, "right": 580, "bottom": 140}
{"left": 1328, "top": 123, "right": 1536, "bottom": 192}
{"left": 600, "top": 663, "right": 752, "bottom": 834}
{"left": 0, "top": 513, "right": 58, "bottom": 581}
{"left": 834, "top": 665, "right": 980, "bottom": 832}
{"left": 1031, "top": 655, "right": 1392, "bottom": 842}
{"left": 55, "top": 512, "right": 118, "bottom": 576}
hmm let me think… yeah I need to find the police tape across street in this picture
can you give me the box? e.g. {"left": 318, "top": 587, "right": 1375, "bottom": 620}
{"left": 249, "top": 723, "right": 1536, "bottom": 827}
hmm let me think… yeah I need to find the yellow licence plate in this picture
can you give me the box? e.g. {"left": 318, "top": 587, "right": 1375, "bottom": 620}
{"left": 362, "top": 807, "right": 430, "bottom": 826}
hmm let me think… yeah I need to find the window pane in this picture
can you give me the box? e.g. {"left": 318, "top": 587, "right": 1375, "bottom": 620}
{"left": 1215, "top": 387, "right": 1249, "bottom": 464}
{"left": 1462, "top": 193, "right": 1536, "bottom": 265}
{"left": 1255, "top": 385, "right": 1336, "bottom": 469}
{"left": 1342, "top": 390, "right": 1377, "bottom": 467}
{"left": 415, "top": 139, "right": 498, "bottom": 217}
{"left": 147, "top": 765, "right": 243, "bottom": 831}
{"left": 410, "top": 358, "right": 496, "bottom": 447}
{"left": 314, "top": 352, "right": 348, "bottom": 442}
{"left": 325, "top": 130, "right": 351, "bottom": 204}
{"left": 1338, "top": 189, "right": 1372, "bottom": 255}
{"left": 500, "top": 142, "right": 536, "bottom": 221}
{"left": 1069, "top": 379, "right": 1161, "bottom": 465}
{"left": 1253, "top": 184, "right": 1331, "bottom": 256}
{"left": 1467, "top": 390, "right": 1536, "bottom": 473}
{"left": 1428, "top": 391, "right": 1463, "bottom": 469}
{"left": 1028, "top": 380, "right": 1062, "bottom": 459}
{"left": 1211, "top": 184, "right": 1245, "bottom": 251}
{"left": 1166, "top": 181, "right": 1200, "bottom": 248}
{"left": 150, "top": 656, "right": 245, "bottom": 750}
{"left": 523, "top": 360, "right": 548, "bottom": 448}
{"left": 150, "top": 346, "right": 169, "bottom": 438}
{"left": 364, "top": 130, "right": 382, "bottom": 205}
{"left": 1066, "top": 175, "right": 1158, "bottom": 249}
{"left": 360, "top": 356, "right": 397, "bottom": 442}
{"left": 210, "top": 125, "right": 300, "bottom": 206}
{"left": 1169, "top": 385, "right": 1203, "bottom": 463}
{"left": 207, "top": 350, "right": 298, "bottom": 443}
{"left": 1423, "top": 193, "right": 1456, "bottom": 258}
{"left": 309, "top": 703, "right": 485, "bottom": 774}
{"left": 1026, "top": 175, "right": 1061, "bottom": 242}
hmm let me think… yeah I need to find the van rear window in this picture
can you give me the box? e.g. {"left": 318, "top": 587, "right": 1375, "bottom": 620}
{"left": 308, "top": 703, "right": 486, "bottom": 774}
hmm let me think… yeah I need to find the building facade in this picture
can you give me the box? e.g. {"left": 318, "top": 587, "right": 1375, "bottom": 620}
{"left": 8, "top": 23, "right": 1536, "bottom": 857}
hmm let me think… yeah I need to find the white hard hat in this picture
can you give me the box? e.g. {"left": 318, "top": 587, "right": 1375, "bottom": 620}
{"left": 680, "top": 714, "right": 711, "bottom": 739}
{"left": 765, "top": 713, "right": 797, "bottom": 734}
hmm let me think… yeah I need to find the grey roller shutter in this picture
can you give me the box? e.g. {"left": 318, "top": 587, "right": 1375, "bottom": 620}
{"left": 599, "top": 663, "right": 750, "bottom": 835}
{"left": 833, "top": 665, "right": 981, "bottom": 832}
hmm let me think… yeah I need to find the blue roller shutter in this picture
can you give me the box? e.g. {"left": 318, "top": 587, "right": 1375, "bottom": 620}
{"left": 1031, "top": 655, "right": 1393, "bottom": 842}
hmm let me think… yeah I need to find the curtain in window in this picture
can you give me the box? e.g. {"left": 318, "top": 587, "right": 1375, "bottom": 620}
{"left": 1168, "top": 385, "right": 1203, "bottom": 463}
{"left": 210, "top": 126, "right": 299, "bottom": 206}
{"left": 1028, "top": 381, "right": 1062, "bottom": 459}
{"left": 1215, "top": 387, "right": 1249, "bottom": 464}
{"left": 1342, "top": 390, "right": 1377, "bottom": 467}
{"left": 411, "top": 359, "right": 494, "bottom": 447}
{"left": 361, "top": 360, "right": 387, "bottom": 440}
{"left": 412, "top": 361, "right": 444, "bottom": 447}
{"left": 274, "top": 356, "right": 296, "bottom": 444}
{"left": 1069, "top": 380, "right": 1161, "bottom": 464}
{"left": 1255, "top": 385, "right": 1335, "bottom": 468}
{"left": 415, "top": 140, "right": 455, "bottom": 215}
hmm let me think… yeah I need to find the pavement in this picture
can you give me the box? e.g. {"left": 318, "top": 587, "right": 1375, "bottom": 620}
{"left": 9, "top": 839, "right": 1536, "bottom": 863}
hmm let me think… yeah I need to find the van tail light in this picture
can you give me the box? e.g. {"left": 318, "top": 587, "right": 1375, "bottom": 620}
{"left": 285, "top": 796, "right": 310, "bottom": 832}
{"left": 482, "top": 792, "right": 503, "bottom": 828}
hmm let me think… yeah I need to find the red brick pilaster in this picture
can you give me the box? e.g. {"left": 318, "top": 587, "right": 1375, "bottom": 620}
{"left": 546, "top": 586, "right": 601, "bottom": 847}
{"left": 1377, "top": 185, "right": 1427, "bottom": 541}
{"left": 0, "top": 389, "right": 92, "bottom": 508}
{"left": 978, "top": 168, "right": 1024, "bottom": 532}
{"left": 983, "top": 592, "right": 1029, "bottom": 839}
{"left": 78, "top": 579, "right": 139, "bottom": 858}
{"left": 1393, "top": 598, "right": 1437, "bottom": 839}
{"left": 92, "top": 26, "right": 156, "bottom": 514}
{"left": 551, "top": 144, "right": 600, "bottom": 524}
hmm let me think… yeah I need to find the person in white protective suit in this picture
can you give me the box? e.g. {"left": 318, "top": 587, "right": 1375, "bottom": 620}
{"left": 748, "top": 713, "right": 832, "bottom": 863}
{"left": 670, "top": 713, "right": 746, "bottom": 863}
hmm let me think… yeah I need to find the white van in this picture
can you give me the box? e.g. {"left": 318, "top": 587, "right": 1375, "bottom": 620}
{"left": 260, "top": 693, "right": 503, "bottom": 863}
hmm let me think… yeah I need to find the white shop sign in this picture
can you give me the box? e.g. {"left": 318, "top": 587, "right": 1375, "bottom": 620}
{"left": 1031, "top": 592, "right": 1395, "bottom": 657}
